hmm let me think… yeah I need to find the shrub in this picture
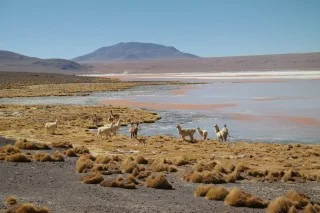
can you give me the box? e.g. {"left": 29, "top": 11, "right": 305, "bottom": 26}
{"left": 52, "top": 151, "right": 64, "bottom": 162}
{"left": 4, "top": 195, "right": 17, "bottom": 206}
{"left": 205, "top": 186, "right": 229, "bottom": 201}
{"left": 225, "top": 187, "right": 268, "bottom": 208}
{"left": 100, "top": 176, "right": 136, "bottom": 189}
{"left": 15, "top": 139, "right": 51, "bottom": 150}
{"left": 266, "top": 196, "right": 293, "bottom": 213}
{"left": 64, "top": 148, "right": 77, "bottom": 157}
{"left": 95, "top": 155, "right": 111, "bottom": 164}
{"left": 285, "top": 190, "right": 309, "bottom": 209}
{"left": 81, "top": 172, "right": 104, "bottom": 184}
{"left": 76, "top": 155, "right": 94, "bottom": 173}
{"left": 121, "top": 157, "right": 138, "bottom": 173}
{"left": 303, "top": 204, "right": 317, "bottom": 213}
{"left": 5, "top": 153, "right": 31, "bottom": 162}
{"left": 74, "top": 146, "right": 90, "bottom": 155}
{"left": 194, "top": 185, "right": 213, "bottom": 197}
{"left": 33, "top": 152, "right": 54, "bottom": 162}
{"left": 13, "top": 203, "right": 49, "bottom": 213}
{"left": 135, "top": 155, "right": 148, "bottom": 164}
{"left": 50, "top": 141, "right": 73, "bottom": 149}
{"left": 145, "top": 174, "right": 173, "bottom": 190}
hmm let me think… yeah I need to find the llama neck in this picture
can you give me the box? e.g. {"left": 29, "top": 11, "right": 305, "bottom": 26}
{"left": 214, "top": 126, "right": 220, "bottom": 133}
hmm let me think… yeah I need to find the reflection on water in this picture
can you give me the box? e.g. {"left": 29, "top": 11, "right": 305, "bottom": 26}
{"left": 1, "top": 80, "right": 320, "bottom": 144}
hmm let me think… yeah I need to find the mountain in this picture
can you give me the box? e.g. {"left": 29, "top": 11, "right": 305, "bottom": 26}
{"left": 0, "top": 50, "right": 88, "bottom": 73}
{"left": 73, "top": 42, "right": 199, "bottom": 62}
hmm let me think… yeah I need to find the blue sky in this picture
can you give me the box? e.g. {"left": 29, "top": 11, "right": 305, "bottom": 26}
{"left": 0, "top": 0, "right": 319, "bottom": 59}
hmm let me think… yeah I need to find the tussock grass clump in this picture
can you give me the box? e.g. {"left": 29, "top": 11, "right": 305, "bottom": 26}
{"left": 136, "top": 170, "right": 153, "bottom": 180}
{"left": 205, "top": 186, "right": 229, "bottom": 201}
{"left": 194, "top": 160, "right": 217, "bottom": 172}
{"left": 135, "top": 155, "right": 148, "bottom": 164}
{"left": 76, "top": 155, "right": 94, "bottom": 173}
{"left": 92, "top": 161, "right": 121, "bottom": 175}
{"left": 246, "top": 169, "right": 266, "bottom": 178}
{"left": 184, "top": 171, "right": 225, "bottom": 184}
{"left": 214, "top": 164, "right": 229, "bottom": 174}
{"left": 266, "top": 196, "right": 294, "bottom": 213}
{"left": 33, "top": 152, "right": 54, "bottom": 162}
{"left": 288, "top": 206, "right": 299, "bottom": 213}
{"left": 81, "top": 172, "right": 104, "bottom": 184}
{"left": 4, "top": 195, "right": 17, "bottom": 206}
{"left": 95, "top": 155, "right": 111, "bottom": 164}
{"left": 50, "top": 141, "right": 73, "bottom": 149}
{"left": 281, "top": 169, "right": 301, "bottom": 182}
{"left": 285, "top": 190, "right": 309, "bottom": 209}
{"left": 168, "top": 166, "right": 178, "bottom": 172}
{"left": 173, "top": 156, "right": 189, "bottom": 166}
{"left": 234, "top": 163, "right": 248, "bottom": 173}
{"left": 15, "top": 139, "right": 51, "bottom": 150}
{"left": 74, "top": 146, "right": 90, "bottom": 155}
{"left": 121, "top": 157, "right": 138, "bottom": 173}
{"left": 145, "top": 174, "right": 173, "bottom": 190}
{"left": 224, "top": 187, "right": 268, "bottom": 208}
{"left": 5, "top": 153, "right": 31, "bottom": 162}
{"left": 151, "top": 158, "right": 173, "bottom": 172}
{"left": 52, "top": 151, "right": 64, "bottom": 162}
{"left": 194, "top": 185, "right": 213, "bottom": 197}
{"left": 0, "top": 145, "right": 20, "bottom": 154}
{"left": 100, "top": 176, "right": 136, "bottom": 189}
{"left": 225, "top": 170, "right": 240, "bottom": 183}
{"left": 64, "top": 148, "right": 77, "bottom": 157}
{"left": 303, "top": 204, "right": 317, "bottom": 213}
{"left": 13, "top": 203, "right": 49, "bottom": 213}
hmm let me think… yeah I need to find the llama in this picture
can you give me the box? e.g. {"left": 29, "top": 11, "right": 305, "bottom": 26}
{"left": 107, "top": 115, "right": 114, "bottom": 123}
{"left": 214, "top": 124, "right": 228, "bottom": 142}
{"left": 197, "top": 127, "right": 208, "bottom": 140}
{"left": 129, "top": 122, "right": 136, "bottom": 139}
{"left": 176, "top": 124, "right": 196, "bottom": 142}
{"left": 110, "top": 119, "right": 121, "bottom": 136}
{"left": 92, "top": 114, "right": 103, "bottom": 126}
{"left": 45, "top": 119, "right": 58, "bottom": 134}
{"left": 221, "top": 124, "right": 230, "bottom": 141}
{"left": 110, "top": 110, "right": 119, "bottom": 121}
{"left": 97, "top": 123, "right": 114, "bottom": 139}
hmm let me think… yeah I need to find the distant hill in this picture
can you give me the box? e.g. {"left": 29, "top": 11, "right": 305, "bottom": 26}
{"left": 73, "top": 42, "right": 199, "bottom": 62}
{"left": 86, "top": 52, "right": 320, "bottom": 74}
{"left": 0, "top": 50, "right": 88, "bottom": 73}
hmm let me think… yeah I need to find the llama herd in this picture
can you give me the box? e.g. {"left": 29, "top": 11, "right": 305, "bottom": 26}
{"left": 44, "top": 110, "right": 230, "bottom": 144}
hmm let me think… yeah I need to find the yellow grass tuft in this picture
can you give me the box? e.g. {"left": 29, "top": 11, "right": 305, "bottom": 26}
{"left": 266, "top": 196, "right": 293, "bottom": 213}
{"left": 285, "top": 190, "right": 309, "bottom": 209}
{"left": 145, "top": 174, "right": 173, "bottom": 190}
{"left": 64, "top": 148, "right": 77, "bottom": 157}
{"left": 205, "top": 186, "right": 229, "bottom": 201}
{"left": 121, "top": 157, "right": 138, "bottom": 173}
{"left": 288, "top": 206, "right": 299, "bottom": 213}
{"left": 135, "top": 155, "right": 148, "bottom": 164}
{"left": 50, "top": 141, "right": 73, "bottom": 149}
{"left": 95, "top": 155, "right": 111, "bottom": 164}
{"left": 194, "top": 185, "right": 213, "bottom": 197}
{"left": 303, "top": 204, "right": 317, "bottom": 213}
{"left": 194, "top": 160, "right": 217, "bottom": 172}
{"left": 100, "top": 176, "right": 136, "bottom": 189}
{"left": 184, "top": 171, "right": 225, "bottom": 184}
{"left": 52, "top": 150, "right": 64, "bottom": 162}
{"left": 281, "top": 169, "right": 301, "bottom": 182}
{"left": 14, "top": 202, "right": 49, "bottom": 213}
{"left": 76, "top": 155, "right": 94, "bottom": 173}
{"left": 15, "top": 139, "right": 51, "bottom": 150}
{"left": 5, "top": 153, "right": 31, "bottom": 162}
{"left": 4, "top": 195, "right": 17, "bottom": 206}
{"left": 74, "top": 146, "right": 90, "bottom": 155}
{"left": 173, "top": 156, "right": 189, "bottom": 166}
{"left": 168, "top": 165, "right": 178, "bottom": 172}
{"left": 0, "top": 145, "right": 20, "bottom": 154}
{"left": 81, "top": 172, "right": 104, "bottom": 184}
{"left": 224, "top": 187, "right": 268, "bottom": 208}
{"left": 33, "top": 152, "right": 54, "bottom": 162}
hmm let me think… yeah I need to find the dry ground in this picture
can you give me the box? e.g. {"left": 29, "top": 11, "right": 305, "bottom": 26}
{"left": 0, "top": 71, "right": 189, "bottom": 98}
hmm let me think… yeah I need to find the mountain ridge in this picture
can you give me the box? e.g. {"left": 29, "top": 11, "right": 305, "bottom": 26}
{"left": 73, "top": 42, "right": 199, "bottom": 62}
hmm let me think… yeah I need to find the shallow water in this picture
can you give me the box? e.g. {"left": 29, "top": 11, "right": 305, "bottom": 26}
{"left": 1, "top": 80, "right": 320, "bottom": 143}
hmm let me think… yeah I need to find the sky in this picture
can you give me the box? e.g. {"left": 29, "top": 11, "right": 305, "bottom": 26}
{"left": 0, "top": 0, "right": 319, "bottom": 59}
